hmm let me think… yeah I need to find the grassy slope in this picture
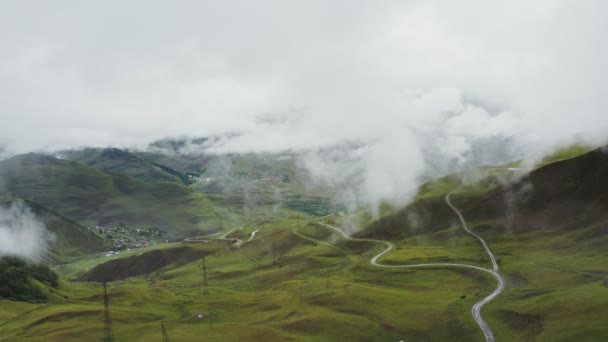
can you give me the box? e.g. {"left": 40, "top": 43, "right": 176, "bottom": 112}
{"left": 456, "top": 146, "right": 608, "bottom": 341}
{"left": 535, "top": 144, "right": 595, "bottom": 168}
{"left": 359, "top": 146, "right": 608, "bottom": 341}
{"left": 63, "top": 147, "right": 189, "bottom": 184}
{"left": 1, "top": 146, "right": 607, "bottom": 340}
{"left": 0, "top": 219, "right": 490, "bottom": 341}
{"left": 484, "top": 224, "right": 608, "bottom": 341}
{"left": 0, "top": 197, "right": 105, "bottom": 262}
{"left": 0, "top": 153, "right": 230, "bottom": 238}
{"left": 415, "top": 144, "right": 596, "bottom": 202}
{"left": 1, "top": 202, "right": 606, "bottom": 340}
{"left": 131, "top": 151, "right": 209, "bottom": 176}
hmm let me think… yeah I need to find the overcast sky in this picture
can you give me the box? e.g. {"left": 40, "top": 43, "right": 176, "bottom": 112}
{"left": 2, "top": 1, "right": 608, "bottom": 210}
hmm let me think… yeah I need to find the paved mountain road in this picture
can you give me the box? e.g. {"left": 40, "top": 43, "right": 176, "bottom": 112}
{"left": 319, "top": 177, "right": 505, "bottom": 342}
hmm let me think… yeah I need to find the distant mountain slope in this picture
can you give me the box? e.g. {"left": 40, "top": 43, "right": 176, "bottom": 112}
{"left": 62, "top": 147, "right": 191, "bottom": 185}
{"left": 140, "top": 136, "right": 297, "bottom": 181}
{"left": 30, "top": 202, "right": 106, "bottom": 261}
{"left": 359, "top": 145, "right": 608, "bottom": 242}
{"left": 131, "top": 151, "right": 208, "bottom": 177}
{"left": 134, "top": 150, "right": 304, "bottom": 196}
{"left": 461, "top": 145, "right": 608, "bottom": 232}
{"left": 341, "top": 146, "right": 608, "bottom": 342}
{"left": 0, "top": 197, "right": 105, "bottom": 262}
{"left": 135, "top": 137, "right": 212, "bottom": 175}
{"left": 0, "top": 153, "right": 228, "bottom": 238}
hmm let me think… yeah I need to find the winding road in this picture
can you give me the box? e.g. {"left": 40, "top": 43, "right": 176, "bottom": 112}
{"left": 247, "top": 230, "right": 260, "bottom": 242}
{"left": 319, "top": 179, "right": 505, "bottom": 342}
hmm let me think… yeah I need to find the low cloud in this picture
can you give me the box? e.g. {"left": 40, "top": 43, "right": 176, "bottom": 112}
{"left": 0, "top": 201, "right": 54, "bottom": 262}
{"left": 205, "top": 88, "right": 537, "bottom": 213}
{"left": 1, "top": 1, "right": 607, "bottom": 213}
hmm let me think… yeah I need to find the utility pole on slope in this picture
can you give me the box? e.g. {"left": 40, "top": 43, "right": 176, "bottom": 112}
{"left": 161, "top": 321, "right": 171, "bottom": 342}
{"left": 103, "top": 282, "right": 114, "bottom": 342}
{"left": 202, "top": 256, "right": 209, "bottom": 295}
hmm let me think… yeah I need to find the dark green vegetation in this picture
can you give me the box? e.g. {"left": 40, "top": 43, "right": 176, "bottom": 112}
{"left": 0, "top": 257, "right": 58, "bottom": 303}
{"left": 0, "top": 145, "right": 607, "bottom": 340}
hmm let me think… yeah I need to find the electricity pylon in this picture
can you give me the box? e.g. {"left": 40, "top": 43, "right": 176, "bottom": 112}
{"left": 103, "top": 282, "right": 114, "bottom": 342}
{"left": 161, "top": 321, "right": 171, "bottom": 342}
{"left": 202, "top": 256, "right": 209, "bottom": 295}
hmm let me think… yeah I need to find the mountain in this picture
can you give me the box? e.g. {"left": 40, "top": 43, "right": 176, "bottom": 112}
{"left": 131, "top": 150, "right": 208, "bottom": 178}
{"left": 0, "top": 197, "right": 105, "bottom": 262}
{"left": 0, "top": 153, "right": 229, "bottom": 238}
{"left": 1, "top": 146, "right": 607, "bottom": 341}
{"left": 61, "top": 147, "right": 192, "bottom": 185}
{"left": 135, "top": 137, "right": 214, "bottom": 175}
{"left": 352, "top": 146, "right": 608, "bottom": 341}
{"left": 27, "top": 201, "right": 106, "bottom": 261}
{"left": 458, "top": 145, "right": 608, "bottom": 232}
{"left": 64, "top": 144, "right": 299, "bottom": 194}
{"left": 139, "top": 137, "right": 299, "bottom": 186}
{"left": 358, "top": 146, "right": 608, "bottom": 239}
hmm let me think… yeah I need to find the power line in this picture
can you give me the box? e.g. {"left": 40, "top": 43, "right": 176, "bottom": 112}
{"left": 103, "top": 282, "right": 114, "bottom": 342}
{"left": 202, "top": 256, "right": 209, "bottom": 295}
{"left": 161, "top": 321, "right": 171, "bottom": 342}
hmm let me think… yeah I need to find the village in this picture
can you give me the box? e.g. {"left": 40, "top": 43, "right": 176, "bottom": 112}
{"left": 88, "top": 225, "right": 168, "bottom": 256}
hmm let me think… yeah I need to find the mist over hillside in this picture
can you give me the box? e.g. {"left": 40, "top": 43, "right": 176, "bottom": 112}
{"left": 1, "top": 1, "right": 607, "bottom": 216}
{"left": 1, "top": 2, "right": 607, "bottom": 341}
{"left": 0, "top": 200, "right": 53, "bottom": 262}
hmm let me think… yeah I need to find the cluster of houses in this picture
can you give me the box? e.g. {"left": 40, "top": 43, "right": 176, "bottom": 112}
{"left": 88, "top": 225, "right": 165, "bottom": 252}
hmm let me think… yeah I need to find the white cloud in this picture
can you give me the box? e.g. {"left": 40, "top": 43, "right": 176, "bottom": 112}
{"left": 0, "top": 1, "right": 607, "bottom": 211}
{"left": 0, "top": 201, "right": 54, "bottom": 262}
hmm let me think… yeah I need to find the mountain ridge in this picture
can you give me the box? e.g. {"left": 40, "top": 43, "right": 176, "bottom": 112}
{"left": 0, "top": 153, "right": 228, "bottom": 238}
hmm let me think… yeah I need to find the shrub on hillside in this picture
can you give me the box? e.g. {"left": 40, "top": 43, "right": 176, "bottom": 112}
{"left": 0, "top": 256, "right": 59, "bottom": 302}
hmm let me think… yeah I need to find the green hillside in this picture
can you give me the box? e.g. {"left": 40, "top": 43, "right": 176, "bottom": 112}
{"left": 535, "top": 144, "right": 595, "bottom": 168}
{"left": 136, "top": 151, "right": 298, "bottom": 189}
{"left": 0, "top": 197, "right": 105, "bottom": 262}
{"left": 136, "top": 139, "right": 210, "bottom": 175}
{"left": 350, "top": 146, "right": 608, "bottom": 340}
{"left": 0, "top": 153, "right": 230, "bottom": 238}
{"left": 63, "top": 148, "right": 191, "bottom": 185}
{"left": 26, "top": 202, "right": 106, "bottom": 262}
{"left": 1, "top": 147, "right": 607, "bottom": 340}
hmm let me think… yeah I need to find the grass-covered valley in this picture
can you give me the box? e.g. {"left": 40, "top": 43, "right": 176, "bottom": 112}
{"left": 0, "top": 145, "right": 607, "bottom": 341}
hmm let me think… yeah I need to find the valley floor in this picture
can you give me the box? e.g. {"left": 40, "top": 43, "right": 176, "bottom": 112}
{"left": 1, "top": 210, "right": 607, "bottom": 341}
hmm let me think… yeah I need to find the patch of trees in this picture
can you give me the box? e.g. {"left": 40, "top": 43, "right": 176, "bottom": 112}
{"left": 0, "top": 256, "right": 59, "bottom": 302}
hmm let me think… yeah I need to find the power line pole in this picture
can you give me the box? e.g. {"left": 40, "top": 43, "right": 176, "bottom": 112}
{"left": 272, "top": 241, "right": 277, "bottom": 265}
{"left": 103, "top": 282, "right": 114, "bottom": 342}
{"left": 161, "top": 321, "right": 171, "bottom": 342}
{"left": 206, "top": 308, "right": 220, "bottom": 331}
{"left": 202, "top": 256, "right": 209, "bottom": 295}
